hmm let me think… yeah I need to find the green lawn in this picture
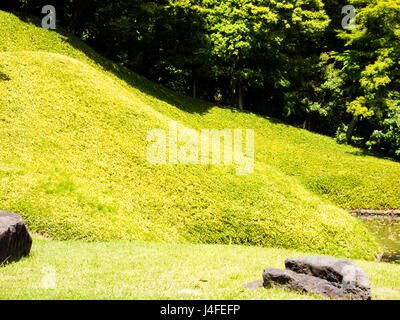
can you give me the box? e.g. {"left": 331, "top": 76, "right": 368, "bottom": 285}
{"left": 0, "top": 236, "right": 399, "bottom": 300}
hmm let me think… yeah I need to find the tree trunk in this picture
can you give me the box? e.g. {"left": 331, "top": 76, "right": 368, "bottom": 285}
{"left": 238, "top": 84, "right": 244, "bottom": 110}
{"left": 230, "top": 77, "right": 237, "bottom": 108}
{"left": 193, "top": 79, "right": 197, "bottom": 99}
{"left": 376, "top": 138, "right": 381, "bottom": 149}
{"left": 302, "top": 117, "right": 312, "bottom": 130}
{"left": 346, "top": 115, "right": 357, "bottom": 144}
{"left": 68, "top": 2, "right": 89, "bottom": 36}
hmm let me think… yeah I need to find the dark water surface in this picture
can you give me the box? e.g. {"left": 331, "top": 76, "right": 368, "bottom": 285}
{"left": 359, "top": 216, "right": 400, "bottom": 263}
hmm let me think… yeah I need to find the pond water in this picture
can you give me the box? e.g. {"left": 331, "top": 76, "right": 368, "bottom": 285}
{"left": 358, "top": 216, "right": 400, "bottom": 263}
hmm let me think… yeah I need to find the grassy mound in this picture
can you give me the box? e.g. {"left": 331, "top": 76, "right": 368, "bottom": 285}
{"left": 2, "top": 10, "right": 399, "bottom": 259}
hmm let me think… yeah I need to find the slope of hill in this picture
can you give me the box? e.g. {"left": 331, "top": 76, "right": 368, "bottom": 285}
{"left": 1, "top": 10, "right": 400, "bottom": 259}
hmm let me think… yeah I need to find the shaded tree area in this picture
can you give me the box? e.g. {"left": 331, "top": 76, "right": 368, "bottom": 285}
{"left": 2, "top": 0, "right": 399, "bottom": 158}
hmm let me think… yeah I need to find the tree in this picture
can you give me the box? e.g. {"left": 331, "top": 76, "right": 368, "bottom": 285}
{"left": 199, "top": 0, "right": 329, "bottom": 110}
{"left": 334, "top": 0, "right": 400, "bottom": 146}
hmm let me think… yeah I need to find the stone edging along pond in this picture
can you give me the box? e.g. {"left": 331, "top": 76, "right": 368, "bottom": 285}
{"left": 349, "top": 209, "right": 400, "bottom": 217}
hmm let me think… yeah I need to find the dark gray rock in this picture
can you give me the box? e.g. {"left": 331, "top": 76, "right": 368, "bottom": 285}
{"left": 0, "top": 211, "right": 32, "bottom": 264}
{"left": 263, "top": 268, "right": 348, "bottom": 299}
{"left": 284, "top": 256, "right": 371, "bottom": 300}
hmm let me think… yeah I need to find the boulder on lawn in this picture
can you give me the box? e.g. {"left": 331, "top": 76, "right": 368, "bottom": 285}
{"left": 0, "top": 211, "right": 32, "bottom": 264}
{"left": 284, "top": 256, "right": 371, "bottom": 300}
{"left": 263, "top": 268, "right": 347, "bottom": 299}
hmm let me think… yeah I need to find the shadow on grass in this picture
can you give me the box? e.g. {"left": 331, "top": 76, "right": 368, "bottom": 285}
{"left": 345, "top": 147, "right": 400, "bottom": 163}
{"left": 66, "top": 44, "right": 221, "bottom": 116}
{"left": 0, "top": 63, "right": 10, "bottom": 81}
{"left": 0, "top": 70, "right": 10, "bottom": 81}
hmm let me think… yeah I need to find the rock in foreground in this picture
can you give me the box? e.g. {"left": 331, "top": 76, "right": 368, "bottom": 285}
{"left": 263, "top": 268, "right": 347, "bottom": 299}
{"left": 0, "top": 211, "right": 32, "bottom": 264}
{"left": 285, "top": 256, "right": 371, "bottom": 300}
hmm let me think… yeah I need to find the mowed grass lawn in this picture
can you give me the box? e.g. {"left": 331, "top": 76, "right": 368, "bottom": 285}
{"left": 1, "top": 236, "right": 399, "bottom": 300}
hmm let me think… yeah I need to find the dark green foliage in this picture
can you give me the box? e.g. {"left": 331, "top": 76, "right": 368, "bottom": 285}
{"left": 334, "top": 0, "right": 400, "bottom": 156}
